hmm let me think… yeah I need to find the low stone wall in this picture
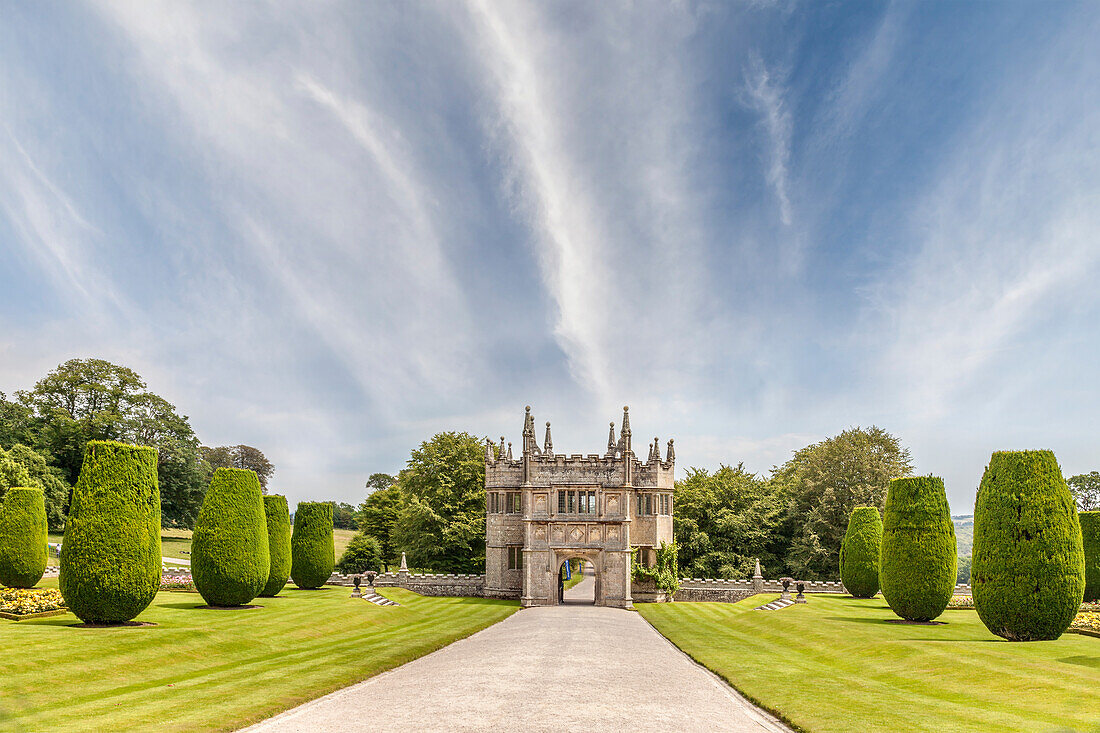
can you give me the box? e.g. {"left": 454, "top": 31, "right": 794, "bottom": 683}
{"left": 326, "top": 571, "right": 486, "bottom": 597}
{"left": 674, "top": 577, "right": 975, "bottom": 602}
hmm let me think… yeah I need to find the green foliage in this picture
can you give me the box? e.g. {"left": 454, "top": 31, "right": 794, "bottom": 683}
{"left": 839, "top": 507, "right": 881, "bottom": 598}
{"left": 1080, "top": 512, "right": 1100, "bottom": 602}
{"left": 337, "top": 531, "right": 383, "bottom": 574}
{"left": 261, "top": 495, "right": 292, "bottom": 597}
{"left": 10, "top": 359, "right": 207, "bottom": 528}
{"left": 357, "top": 480, "right": 403, "bottom": 570}
{"left": 201, "top": 445, "right": 274, "bottom": 491}
{"left": 0, "top": 487, "right": 47, "bottom": 587}
{"left": 191, "top": 468, "right": 269, "bottom": 607}
{"left": 0, "top": 444, "right": 70, "bottom": 530}
{"left": 291, "top": 502, "right": 334, "bottom": 589}
{"left": 1068, "top": 471, "right": 1100, "bottom": 511}
{"left": 956, "top": 553, "right": 971, "bottom": 585}
{"left": 59, "top": 441, "right": 161, "bottom": 624}
{"left": 772, "top": 426, "right": 913, "bottom": 579}
{"left": 880, "top": 476, "right": 957, "bottom": 621}
{"left": 331, "top": 502, "right": 357, "bottom": 530}
{"left": 972, "top": 451, "right": 1084, "bottom": 641}
{"left": 633, "top": 542, "right": 680, "bottom": 595}
{"left": 673, "top": 464, "right": 783, "bottom": 579}
{"left": 392, "top": 432, "right": 486, "bottom": 573}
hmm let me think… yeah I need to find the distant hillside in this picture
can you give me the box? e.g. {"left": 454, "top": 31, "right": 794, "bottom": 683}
{"left": 953, "top": 515, "right": 973, "bottom": 558}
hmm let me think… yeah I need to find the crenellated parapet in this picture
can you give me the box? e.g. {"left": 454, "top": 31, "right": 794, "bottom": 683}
{"left": 484, "top": 406, "right": 675, "bottom": 490}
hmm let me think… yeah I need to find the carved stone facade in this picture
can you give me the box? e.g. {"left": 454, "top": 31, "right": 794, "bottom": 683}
{"left": 484, "top": 406, "right": 675, "bottom": 608}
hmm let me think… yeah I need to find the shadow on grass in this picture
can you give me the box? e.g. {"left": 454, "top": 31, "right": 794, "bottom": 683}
{"left": 1058, "top": 656, "right": 1100, "bottom": 669}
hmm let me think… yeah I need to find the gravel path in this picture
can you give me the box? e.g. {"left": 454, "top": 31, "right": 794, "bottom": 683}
{"left": 244, "top": 600, "right": 790, "bottom": 732}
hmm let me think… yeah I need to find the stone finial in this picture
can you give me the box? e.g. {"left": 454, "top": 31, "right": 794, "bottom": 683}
{"left": 485, "top": 437, "right": 494, "bottom": 462}
{"left": 620, "top": 405, "right": 631, "bottom": 437}
{"left": 544, "top": 421, "right": 553, "bottom": 456}
{"left": 499, "top": 436, "right": 506, "bottom": 459}
{"left": 753, "top": 558, "right": 763, "bottom": 578}
{"left": 666, "top": 438, "right": 675, "bottom": 463}
{"left": 606, "top": 421, "right": 617, "bottom": 456}
{"left": 507, "top": 442, "right": 513, "bottom": 460}
{"left": 400, "top": 552, "right": 408, "bottom": 572}
{"left": 523, "top": 405, "right": 540, "bottom": 455}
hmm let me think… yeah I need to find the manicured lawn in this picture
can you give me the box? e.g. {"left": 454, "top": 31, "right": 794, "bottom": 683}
{"left": 47, "top": 531, "right": 195, "bottom": 566}
{"left": 638, "top": 594, "right": 1100, "bottom": 733}
{"left": 333, "top": 528, "right": 355, "bottom": 561}
{"left": 0, "top": 580, "right": 517, "bottom": 731}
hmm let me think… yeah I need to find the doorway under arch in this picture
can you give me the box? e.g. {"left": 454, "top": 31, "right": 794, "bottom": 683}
{"left": 557, "top": 558, "right": 597, "bottom": 605}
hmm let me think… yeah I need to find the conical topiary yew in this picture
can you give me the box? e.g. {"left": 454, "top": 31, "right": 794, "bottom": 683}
{"left": 191, "top": 468, "right": 270, "bottom": 607}
{"left": 880, "top": 476, "right": 956, "bottom": 621}
{"left": 0, "top": 487, "right": 48, "bottom": 588}
{"left": 1080, "top": 511, "right": 1100, "bottom": 603}
{"left": 260, "top": 494, "right": 292, "bottom": 597}
{"left": 839, "top": 507, "right": 882, "bottom": 598}
{"left": 60, "top": 441, "right": 161, "bottom": 624}
{"left": 291, "top": 501, "right": 334, "bottom": 589}
{"left": 973, "top": 451, "right": 1084, "bottom": 641}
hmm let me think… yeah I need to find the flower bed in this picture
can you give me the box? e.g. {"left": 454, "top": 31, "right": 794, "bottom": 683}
{"left": 160, "top": 574, "right": 196, "bottom": 592}
{"left": 0, "top": 587, "right": 68, "bottom": 620}
{"left": 1069, "top": 611, "right": 1100, "bottom": 638}
{"left": 946, "top": 595, "right": 974, "bottom": 609}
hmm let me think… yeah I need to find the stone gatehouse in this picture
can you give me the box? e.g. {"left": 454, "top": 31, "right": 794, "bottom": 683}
{"left": 484, "top": 406, "right": 675, "bottom": 608}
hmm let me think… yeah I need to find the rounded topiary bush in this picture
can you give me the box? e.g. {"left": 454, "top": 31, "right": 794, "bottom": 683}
{"left": 260, "top": 494, "right": 292, "bottom": 597}
{"left": 0, "top": 487, "right": 48, "bottom": 588}
{"left": 973, "top": 450, "right": 1084, "bottom": 641}
{"left": 880, "top": 476, "right": 957, "bottom": 621}
{"left": 1080, "top": 511, "right": 1100, "bottom": 602}
{"left": 337, "top": 531, "right": 382, "bottom": 574}
{"left": 191, "top": 468, "right": 270, "bottom": 607}
{"left": 291, "top": 502, "right": 334, "bottom": 589}
{"left": 60, "top": 441, "right": 161, "bottom": 624}
{"left": 839, "top": 507, "right": 882, "bottom": 598}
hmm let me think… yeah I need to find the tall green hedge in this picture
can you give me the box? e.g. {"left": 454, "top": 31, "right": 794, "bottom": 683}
{"left": 291, "top": 502, "right": 334, "bottom": 589}
{"left": 973, "top": 451, "right": 1084, "bottom": 641}
{"left": 260, "top": 494, "right": 292, "bottom": 597}
{"left": 60, "top": 441, "right": 161, "bottom": 624}
{"left": 1080, "top": 511, "right": 1100, "bottom": 602}
{"left": 191, "top": 468, "right": 269, "bottom": 607}
{"left": 880, "top": 476, "right": 956, "bottom": 621}
{"left": 839, "top": 507, "right": 882, "bottom": 598}
{"left": 0, "top": 487, "right": 48, "bottom": 588}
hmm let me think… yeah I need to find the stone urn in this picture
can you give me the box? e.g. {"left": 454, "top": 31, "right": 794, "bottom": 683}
{"left": 351, "top": 575, "right": 362, "bottom": 598}
{"left": 780, "top": 577, "right": 792, "bottom": 602}
{"left": 795, "top": 581, "right": 806, "bottom": 604}
{"left": 365, "top": 571, "right": 377, "bottom": 589}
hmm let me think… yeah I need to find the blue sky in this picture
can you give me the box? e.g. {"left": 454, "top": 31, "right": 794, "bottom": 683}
{"left": 2, "top": 2, "right": 1098, "bottom": 512}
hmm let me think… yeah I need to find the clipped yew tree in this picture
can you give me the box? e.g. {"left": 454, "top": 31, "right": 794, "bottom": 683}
{"left": 0, "top": 487, "right": 48, "bottom": 588}
{"left": 839, "top": 507, "right": 882, "bottom": 598}
{"left": 973, "top": 451, "right": 1084, "bottom": 641}
{"left": 260, "top": 494, "right": 292, "bottom": 597}
{"left": 880, "top": 476, "right": 957, "bottom": 621}
{"left": 1080, "top": 511, "right": 1100, "bottom": 602}
{"left": 192, "top": 468, "right": 270, "bottom": 607}
{"left": 60, "top": 441, "right": 161, "bottom": 624}
{"left": 291, "top": 501, "right": 334, "bottom": 589}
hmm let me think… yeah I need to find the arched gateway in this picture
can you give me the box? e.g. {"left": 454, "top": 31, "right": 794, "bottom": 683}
{"left": 484, "top": 406, "right": 675, "bottom": 608}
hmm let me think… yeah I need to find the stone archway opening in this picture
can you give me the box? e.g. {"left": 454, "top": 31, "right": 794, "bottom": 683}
{"left": 558, "top": 557, "right": 597, "bottom": 605}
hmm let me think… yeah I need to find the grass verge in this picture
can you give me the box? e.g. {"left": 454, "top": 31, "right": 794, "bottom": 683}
{"left": 0, "top": 579, "right": 517, "bottom": 731}
{"left": 637, "top": 594, "right": 1100, "bottom": 733}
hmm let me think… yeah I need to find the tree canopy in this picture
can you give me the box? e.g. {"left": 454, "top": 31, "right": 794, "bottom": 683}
{"left": 674, "top": 464, "right": 783, "bottom": 578}
{"left": 1069, "top": 472, "right": 1100, "bottom": 511}
{"left": 392, "top": 431, "right": 485, "bottom": 573}
{"left": 201, "top": 445, "right": 275, "bottom": 491}
{"left": 771, "top": 426, "right": 913, "bottom": 579}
